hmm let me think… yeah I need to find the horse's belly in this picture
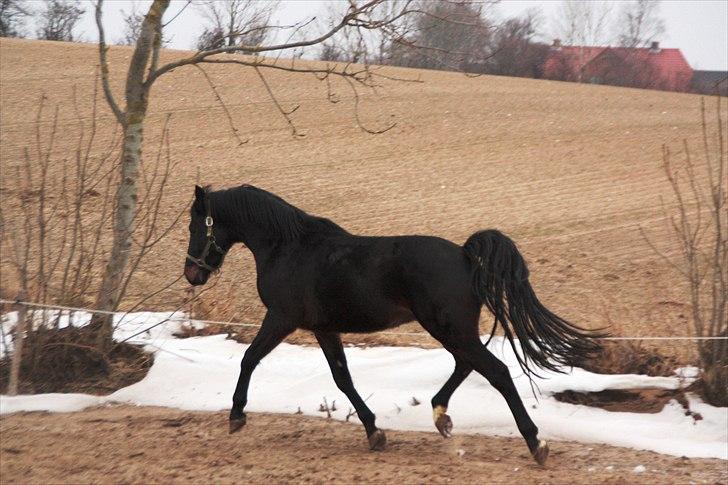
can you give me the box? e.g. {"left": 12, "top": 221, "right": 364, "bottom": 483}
{"left": 308, "top": 302, "right": 415, "bottom": 334}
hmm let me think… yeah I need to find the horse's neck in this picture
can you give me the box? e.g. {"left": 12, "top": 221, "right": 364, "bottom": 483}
{"left": 235, "top": 221, "right": 278, "bottom": 262}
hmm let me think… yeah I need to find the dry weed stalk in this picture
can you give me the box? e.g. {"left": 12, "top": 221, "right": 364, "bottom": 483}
{"left": 641, "top": 97, "right": 727, "bottom": 405}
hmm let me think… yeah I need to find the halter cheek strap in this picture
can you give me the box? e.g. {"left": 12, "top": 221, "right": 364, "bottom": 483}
{"left": 186, "top": 195, "right": 227, "bottom": 273}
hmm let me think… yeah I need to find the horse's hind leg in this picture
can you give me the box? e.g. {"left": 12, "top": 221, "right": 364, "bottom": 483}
{"left": 431, "top": 357, "right": 472, "bottom": 437}
{"left": 418, "top": 312, "right": 548, "bottom": 465}
{"left": 454, "top": 339, "right": 548, "bottom": 465}
{"left": 314, "top": 331, "right": 385, "bottom": 451}
{"left": 229, "top": 311, "right": 293, "bottom": 433}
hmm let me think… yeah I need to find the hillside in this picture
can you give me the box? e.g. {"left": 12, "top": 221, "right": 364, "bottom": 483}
{"left": 1, "top": 38, "right": 723, "bottom": 353}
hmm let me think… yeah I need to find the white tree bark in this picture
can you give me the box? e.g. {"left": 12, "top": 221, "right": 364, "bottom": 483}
{"left": 7, "top": 290, "right": 28, "bottom": 396}
{"left": 92, "top": 0, "right": 168, "bottom": 346}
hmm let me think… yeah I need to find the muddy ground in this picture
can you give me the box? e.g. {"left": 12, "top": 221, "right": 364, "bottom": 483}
{"left": 0, "top": 405, "right": 725, "bottom": 484}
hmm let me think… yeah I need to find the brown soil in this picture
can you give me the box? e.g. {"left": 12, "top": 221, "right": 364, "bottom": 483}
{"left": 1, "top": 405, "right": 726, "bottom": 484}
{"left": 1, "top": 38, "right": 726, "bottom": 359}
{"left": 553, "top": 388, "right": 700, "bottom": 416}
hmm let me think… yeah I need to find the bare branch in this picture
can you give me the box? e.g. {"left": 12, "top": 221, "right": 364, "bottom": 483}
{"left": 95, "top": 0, "right": 125, "bottom": 124}
{"left": 253, "top": 66, "right": 303, "bottom": 138}
{"left": 342, "top": 75, "right": 396, "bottom": 134}
{"left": 193, "top": 64, "right": 248, "bottom": 145}
{"left": 149, "top": 0, "right": 383, "bottom": 83}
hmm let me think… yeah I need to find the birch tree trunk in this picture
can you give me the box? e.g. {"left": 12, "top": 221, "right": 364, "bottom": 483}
{"left": 93, "top": 119, "right": 144, "bottom": 346}
{"left": 92, "top": 0, "right": 169, "bottom": 347}
{"left": 7, "top": 289, "right": 28, "bottom": 396}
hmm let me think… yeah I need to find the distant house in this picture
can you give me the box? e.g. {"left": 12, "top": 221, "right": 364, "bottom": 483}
{"left": 691, "top": 70, "right": 728, "bottom": 96}
{"left": 543, "top": 40, "right": 693, "bottom": 92}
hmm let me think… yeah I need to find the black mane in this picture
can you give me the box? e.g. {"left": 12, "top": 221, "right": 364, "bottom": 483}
{"left": 211, "top": 184, "right": 343, "bottom": 240}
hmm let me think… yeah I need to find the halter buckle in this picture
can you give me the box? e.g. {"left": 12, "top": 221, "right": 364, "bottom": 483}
{"left": 205, "top": 216, "right": 213, "bottom": 227}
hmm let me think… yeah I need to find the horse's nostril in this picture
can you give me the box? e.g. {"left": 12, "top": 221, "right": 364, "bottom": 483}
{"left": 184, "top": 264, "right": 199, "bottom": 283}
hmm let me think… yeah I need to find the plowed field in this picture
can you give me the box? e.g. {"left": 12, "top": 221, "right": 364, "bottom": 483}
{"left": 1, "top": 38, "right": 725, "bottom": 354}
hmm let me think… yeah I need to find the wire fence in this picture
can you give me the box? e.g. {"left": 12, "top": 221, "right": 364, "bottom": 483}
{"left": 1, "top": 298, "right": 726, "bottom": 342}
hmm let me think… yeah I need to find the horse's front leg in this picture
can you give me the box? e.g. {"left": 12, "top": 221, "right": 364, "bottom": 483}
{"left": 229, "top": 311, "right": 293, "bottom": 433}
{"left": 314, "top": 331, "right": 385, "bottom": 451}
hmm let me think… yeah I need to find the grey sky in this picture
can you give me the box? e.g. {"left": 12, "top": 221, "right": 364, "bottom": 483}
{"left": 28, "top": 0, "right": 728, "bottom": 70}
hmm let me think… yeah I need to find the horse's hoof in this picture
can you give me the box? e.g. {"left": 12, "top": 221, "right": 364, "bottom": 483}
{"left": 532, "top": 439, "right": 549, "bottom": 466}
{"left": 368, "top": 429, "right": 387, "bottom": 451}
{"left": 435, "top": 413, "right": 453, "bottom": 438}
{"left": 229, "top": 417, "right": 246, "bottom": 434}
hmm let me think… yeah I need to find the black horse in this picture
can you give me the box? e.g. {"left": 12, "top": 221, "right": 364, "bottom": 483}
{"left": 184, "top": 184, "right": 601, "bottom": 465}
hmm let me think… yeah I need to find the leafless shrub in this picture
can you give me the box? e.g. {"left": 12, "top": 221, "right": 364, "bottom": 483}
{"left": 318, "top": 397, "right": 336, "bottom": 418}
{"left": 0, "top": 76, "right": 183, "bottom": 394}
{"left": 0, "top": 0, "right": 32, "bottom": 38}
{"left": 487, "top": 9, "right": 550, "bottom": 79}
{"left": 641, "top": 97, "right": 727, "bottom": 406}
{"left": 613, "top": 0, "right": 665, "bottom": 49}
{"left": 36, "top": 0, "right": 85, "bottom": 42}
{"left": 568, "top": 340, "right": 678, "bottom": 377}
{"left": 195, "top": 0, "right": 278, "bottom": 52}
{"left": 552, "top": 0, "right": 613, "bottom": 48}
{"left": 117, "top": 3, "right": 168, "bottom": 47}
{"left": 384, "top": 0, "right": 496, "bottom": 72}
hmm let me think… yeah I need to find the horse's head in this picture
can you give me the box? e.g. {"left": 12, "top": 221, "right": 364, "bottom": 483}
{"left": 184, "top": 185, "right": 231, "bottom": 286}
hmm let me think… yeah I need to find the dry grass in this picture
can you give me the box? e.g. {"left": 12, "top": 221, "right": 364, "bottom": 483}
{"left": 568, "top": 340, "right": 679, "bottom": 377}
{"left": 694, "top": 332, "right": 728, "bottom": 406}
{"left": 0, "top": 326, "right": 152, "bottom": 395}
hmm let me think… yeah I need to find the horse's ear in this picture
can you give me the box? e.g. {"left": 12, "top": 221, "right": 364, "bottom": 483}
{"left": 192, "top": 185, "right": 206, "bottom": 214}
{"left": 194, "top": 185, "right": 205, "bottom": 200}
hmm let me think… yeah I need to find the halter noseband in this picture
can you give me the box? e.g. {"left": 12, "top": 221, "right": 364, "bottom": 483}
{"left": 186, "top": 195, "right": 227, "bottom": 273}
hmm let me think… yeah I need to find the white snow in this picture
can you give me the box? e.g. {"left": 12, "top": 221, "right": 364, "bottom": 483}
{"left": 1, "top": 311, "right": 726, "bottom": 460}
{"left": 633, "top": 465, "right": 647, "bottom": 473}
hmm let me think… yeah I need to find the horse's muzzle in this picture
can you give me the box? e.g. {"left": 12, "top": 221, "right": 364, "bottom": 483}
{"left": 184, "top": 263, "right": 209, "bottom": 286}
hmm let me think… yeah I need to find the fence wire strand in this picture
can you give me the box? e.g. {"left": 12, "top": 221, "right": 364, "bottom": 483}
{"left": 1, "top": 299, "right": 726, "bottom": 341}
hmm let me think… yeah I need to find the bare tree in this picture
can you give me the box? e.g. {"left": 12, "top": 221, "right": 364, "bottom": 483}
{"left": 487, "top": 9, "right": 549, "bottom": 78}
{"left": 0, "top": 0, "right": 31, "bottom": 38}
{"left": 553, "top": 0, "right": 612, "bottom": 47}
{"left": 552, "top": 0, "right": 613, "bottom": 82}
{"left": 117, "top": 5, "right": 143, "bottom": 46}
{"left": 117, "top": 3, "right": 169, "bottom": 47}
{"left": 317, "top": 1, "right": 502, "bottom": 71}
{"left": 386, "top": 1, "right": 496, "bottom": 72}
{"left": 614, "top": 0, "right": 665, "bottom": 48}
{"left": 319, "top": 4, "right": 371, "bottom": 64}
{"left": 36, "top": 0, "right": 85, "bottom": 42}
{"left": 195, "top": 0, "right": 278, "bottom": 52}
{"left": 93, "top": 0, "right": 485, "bottom": 346}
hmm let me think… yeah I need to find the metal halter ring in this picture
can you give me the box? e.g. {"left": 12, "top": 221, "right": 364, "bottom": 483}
{"left": 187, "top": 197, "right": 227, "bottom": 273}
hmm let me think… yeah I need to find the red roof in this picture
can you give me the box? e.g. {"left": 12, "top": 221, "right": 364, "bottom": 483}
{"left": 544, "top": 45, "right": 693, "bottom": 92}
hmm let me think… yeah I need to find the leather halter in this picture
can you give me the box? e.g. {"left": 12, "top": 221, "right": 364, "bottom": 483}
{"left": 186, "top": 194, "right": 227, "bottom": 273}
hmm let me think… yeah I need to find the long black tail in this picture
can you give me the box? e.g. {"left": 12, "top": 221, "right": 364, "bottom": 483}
{"left": 463, "top": 229, "right": 604, "bottom": 376}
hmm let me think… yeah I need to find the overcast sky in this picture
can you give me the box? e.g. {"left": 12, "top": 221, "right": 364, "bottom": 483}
{"left": 32, "top": 0, "right": 728, "bottom": 70}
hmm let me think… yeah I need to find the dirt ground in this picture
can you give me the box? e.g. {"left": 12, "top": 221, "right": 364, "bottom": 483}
{"left": 0, "top": 405, "right": 725, "bottom": 485}
{"left": 1, "top": 38, "right": 727, "bottom": 358}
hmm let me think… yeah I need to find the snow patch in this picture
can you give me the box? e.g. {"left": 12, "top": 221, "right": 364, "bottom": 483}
{"left": 1, "top": 311, "right": 726, "bottom": 460}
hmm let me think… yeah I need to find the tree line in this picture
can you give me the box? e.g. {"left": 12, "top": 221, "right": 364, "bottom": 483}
{"left": 1, "top": 1, "right": 665, "bottom": 77}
